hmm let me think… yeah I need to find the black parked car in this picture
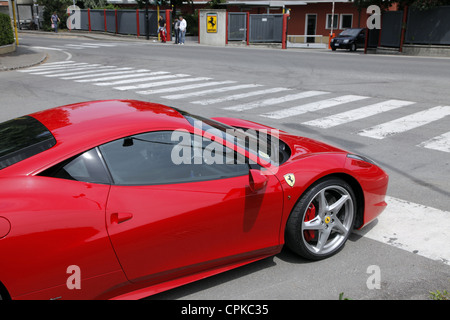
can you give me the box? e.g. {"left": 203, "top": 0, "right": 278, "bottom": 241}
{"left": 330, "top": 28, "right": 366, "bottom": 51}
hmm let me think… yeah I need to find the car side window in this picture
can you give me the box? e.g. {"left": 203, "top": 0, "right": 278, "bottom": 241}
{"left": 98, "top": 131, "right": 249, "bottom": 186}
{"left": 39, "top": 148, "right": 111, "bottom": 184}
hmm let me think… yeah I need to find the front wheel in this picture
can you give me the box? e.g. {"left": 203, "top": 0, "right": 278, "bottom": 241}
{"left": 285, "top": 178, "right": 356, "bottom": 260}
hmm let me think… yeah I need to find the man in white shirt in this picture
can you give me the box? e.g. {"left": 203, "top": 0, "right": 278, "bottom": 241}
{"left": 178, "top": 16, "right": 187, "bottom": 45}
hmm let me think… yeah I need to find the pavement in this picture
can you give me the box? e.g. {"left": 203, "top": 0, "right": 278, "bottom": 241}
{"left": 0, "top": 42, "right": 48, "bottom": 71}
{"left": 0, "top": 29, "right": 191, "bottom": 71}
{"left": 0, "top": 29, "right": 287, "bottom": 71}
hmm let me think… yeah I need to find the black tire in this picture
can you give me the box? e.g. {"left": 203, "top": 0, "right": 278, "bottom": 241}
{"left": 350, "top": 43, "right": 357, "bottom": 51}
{"left": 285, "top": 177, "right": 356, "bottom": 260}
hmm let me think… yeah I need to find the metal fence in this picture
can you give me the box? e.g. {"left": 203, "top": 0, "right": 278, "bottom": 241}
{"left": 249, "top": 14, "right": 283, "bottom": 43}
{"left": 380, "top": 11, "right": 403, "bottom": 48}
{"left": 74, "top": 9, "right": 164, "bottom": 37}
{"left": 405, "top": 6, "right": 450, "bottom": 45}
{"left": 228, "top": 12, "right": 247, "bottom": 41}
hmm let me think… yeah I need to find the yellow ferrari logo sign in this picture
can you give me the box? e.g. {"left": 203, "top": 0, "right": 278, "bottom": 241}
{"left": 325, "top": 216, "right": 331, "bottom": 224}
{"left": 284, "top": 173, "right": 295, "bottom": 187}
{"left": 207, "top": 14, "right": 217, "bottom": 33}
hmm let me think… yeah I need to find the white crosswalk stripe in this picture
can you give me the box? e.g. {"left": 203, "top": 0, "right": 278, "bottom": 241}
{"left": 162, "top": 84, "right": 263, "bottom": 100}
{"left": 191, "top": 87, "right": 292, "bottom": 105}
{"left": 224, "top": 91, "right": 329, "bottom": 112}
{"left": 81, "top": 71, "right": 167, "bottom": 83}
{"left": 114, "top": 76, "right": 209, "bottom": 91}
{"left": 96, "top": 73, "right": 188, "bottom": 87}
{"left": 55, "top": 66, "right": 119, "bottom": 78}
{"left": 358, "top": 106, "right": 450, "bottom": 139}
{"left": 136, "top": 80, "right": 237, "bottom": 95}
{"left": 66, "top": 68, "right": 135, "bottom": 80}
{"left": 19, "top": 62, "right": 91, "bottom": 73}
{"left": 303, "top": 99, "right": 415, "bottom": 128}
{"left": 43, "top": 65, "right": 105, "bottom": 77}
{"left": 261, "top": 95, "right": 369, "bottom": 119}
{"left": 418, "top": 131, "right": 450, "bottom": 153}
{"left": 50, "top": 42, "right": 126, "bottom": 51}
{"left": 18, "top": 60, "right": 450, "bottom": 153}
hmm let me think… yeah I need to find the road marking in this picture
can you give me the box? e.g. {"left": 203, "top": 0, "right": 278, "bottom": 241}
{"left": 356, "top": 196, "right": 450, "bottom": 266}
{"left": 19, "top": 62, "right": 89, "bottom": 73}
{"left": 191, "top": 87, "right": 292, "bottom": 105}
{"left": 136, "top": 80, "right": 237, "bottom": 95}
{"left": 261, "top": 95, "right": 369, "bottom": 119}
{"left": 55, "top": 66, "right": 118, "bottom": 78}
{"left": 105, "top": 73, "right": 189, "bottom": 86}
{"left": 358, "top": 106, "right": 450, "bottom": 139}
{"left": 63, "top": 68, "right": 135, "bottom": 80}
{"left": 303, "top": 99, "right": 415, "bottom": 128}
{"left": 162, "top": 84, "right": 263, "bottom": 100}
{"left": 78, "top": 71, "right": 166, "bottom": 83}
{"left": 114, "top": 76, "right": 211, "bottom": 91}
{"left": 42, "top": 65, "right": 105, "bottom": 76}
{"left": 224, "top": 91, "right": 329, "bottom": 112}
{"left": 64, "top": 44, "right": 101, "bottom": 49}
{"left": 36, "top": 60, "right": 75, "bottom": 65}
{"left": 418, "top": 131, "right": 450, "bottom": 153}
{"left": 81, "top": 42, "right": 119, "bottom": 47}
{"left": 30, "top": 47, "right": 73, "bottom": 60}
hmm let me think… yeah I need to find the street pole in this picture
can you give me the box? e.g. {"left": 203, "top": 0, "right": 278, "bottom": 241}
{"left": 157, "top": 4, "right": 160, "bottom": 41}
{"left": 10, "top": 0, "right": 19, "bottom": 46}
{"left": 145, "top": 0, "right": 149, "bottom": 40}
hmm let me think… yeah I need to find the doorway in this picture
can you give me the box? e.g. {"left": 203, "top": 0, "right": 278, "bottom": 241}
{"left": 306, "top": 14, "right": 317, "bottom": 43}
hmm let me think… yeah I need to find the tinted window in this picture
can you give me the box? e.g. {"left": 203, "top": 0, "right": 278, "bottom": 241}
{"left": 175, "top": 108, "right": 290, "bottom": 165}
{"left": 0, "top": 116, "right": 56, "bottom": 170}
{"left": 99, "top": 131, "right": 249, "bottom": 186}
{"left": 39, "top": 148, "right": 111, "bottom": 184}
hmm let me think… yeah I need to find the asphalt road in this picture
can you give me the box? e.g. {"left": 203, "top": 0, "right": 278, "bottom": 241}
{"left": 1, "top": 32, "right": 449, "bottom": 300}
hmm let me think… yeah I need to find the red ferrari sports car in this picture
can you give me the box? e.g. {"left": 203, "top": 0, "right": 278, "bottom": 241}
{"left": 0, "top": 100, "right": 388, "bottom": 300}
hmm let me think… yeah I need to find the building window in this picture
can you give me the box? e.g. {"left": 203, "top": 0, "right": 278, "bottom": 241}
{"left": 340, "top": 14, "right": 353, "bottom": 29}
{"left": 326, "top": 14, "right": 338, "bottom": 29}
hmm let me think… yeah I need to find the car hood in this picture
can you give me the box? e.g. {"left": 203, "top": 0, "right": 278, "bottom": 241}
{"left": 334, "top": 36, "right": 356, "bottom": 41}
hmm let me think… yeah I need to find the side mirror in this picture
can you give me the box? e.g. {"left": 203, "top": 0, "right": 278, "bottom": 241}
{"left": 249, "top": 169, "right": 268, "bottom": 192}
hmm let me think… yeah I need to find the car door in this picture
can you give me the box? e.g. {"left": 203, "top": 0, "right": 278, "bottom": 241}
{"left": 99, "top": 130, "right": 283, "bottom": 283}
{"left": 2, "top": 148, "right": 125, "bottom": 299}
{"left": 357, "top": 30, "right": 365, "bottom": 48}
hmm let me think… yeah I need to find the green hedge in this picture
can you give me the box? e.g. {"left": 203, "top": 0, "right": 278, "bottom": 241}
{"left": 0, "top": 12, "right": 14, "bottom": 46}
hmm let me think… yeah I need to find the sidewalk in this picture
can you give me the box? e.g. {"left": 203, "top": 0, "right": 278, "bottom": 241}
{"left": 0, "top": 44, "right": 47, "bottom": 71}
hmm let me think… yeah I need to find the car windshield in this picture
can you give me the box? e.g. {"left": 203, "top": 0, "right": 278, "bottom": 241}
{"left": 0, "top": 116, "right": 56, "bottom": 170}
{"left": 176, "top": 109, "right": 285, "bottom": 166}
{"left": 339, "top": 29, "right": 361, "bottom": 37}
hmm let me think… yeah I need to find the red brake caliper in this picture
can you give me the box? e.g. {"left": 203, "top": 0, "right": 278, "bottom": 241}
{"left": 304, "top": 203, "right": 316, "bottom": 241}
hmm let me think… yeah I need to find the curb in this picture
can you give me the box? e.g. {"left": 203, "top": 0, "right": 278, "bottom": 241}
{"left": 0, "top": 49, "right": 48, "bottom": 72}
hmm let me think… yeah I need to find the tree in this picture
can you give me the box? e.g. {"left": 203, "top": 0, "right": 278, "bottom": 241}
{"left": 37, "top": 0, "right": 72, "bottom": 30}
{"left": 78, "top": 0, "right": 108, "bottom": 9}
{"left": 351, "top": 0, "right": 450, "bottom": 11}
{"left": 208, "top": 0, "right": 226, "bottom": 9}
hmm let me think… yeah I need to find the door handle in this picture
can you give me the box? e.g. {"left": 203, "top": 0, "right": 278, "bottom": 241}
{"left": 110, "top": 212, "right": 133, "bottom": 224}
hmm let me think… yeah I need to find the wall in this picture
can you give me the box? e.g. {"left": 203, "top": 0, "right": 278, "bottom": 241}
{"left": 198, "top": 9, "right": 227, "bottom": 46}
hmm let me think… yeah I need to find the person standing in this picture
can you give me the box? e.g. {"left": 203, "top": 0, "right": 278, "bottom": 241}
{"left": 51, "top": 12, "right": 60, "bottom": 33}
{"left": 173, "top": 18, "right": 180, "bottom": 44}
{"left": 158, "top": 15, "right": 166, "bottom": 43}
{"left": 178, "top": 16, "right": 187, "bottom": 45}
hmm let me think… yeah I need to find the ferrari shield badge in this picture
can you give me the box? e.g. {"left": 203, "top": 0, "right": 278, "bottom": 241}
{"left": 284, "top": 173, "right": 295, "bottom": 187}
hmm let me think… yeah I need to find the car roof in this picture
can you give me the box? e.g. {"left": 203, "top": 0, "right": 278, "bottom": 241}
{"left": 30, "top": 100, "right": 191, "bottom": 148}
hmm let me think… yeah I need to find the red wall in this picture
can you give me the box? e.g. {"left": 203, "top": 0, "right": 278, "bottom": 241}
{"left": 287, "top": 3, "right": 367, "bottom": 36}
